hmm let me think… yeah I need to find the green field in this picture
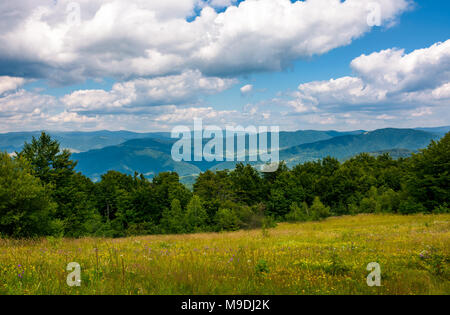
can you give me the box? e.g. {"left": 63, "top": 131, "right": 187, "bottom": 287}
{"left": 1, "top": 214, "right": 449, "bottom": 295}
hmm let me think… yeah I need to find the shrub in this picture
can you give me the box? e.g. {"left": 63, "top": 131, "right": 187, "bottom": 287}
{"left": 310, "top": 197, "right": 331, "bottom": 221}
{"left": 255, "top": 259, "right": 270, "bottom": 274}
{"left": 398, "top": 198, "right": 426, "bottom": 214}
{"left": 215, "top": 208, "right": 240, "bottom": 231}
{"left": 286, "top": 202, "right": 309, "bottom": 222}
{"left": 432, "top": 204, "right": 449, "bottom": 214}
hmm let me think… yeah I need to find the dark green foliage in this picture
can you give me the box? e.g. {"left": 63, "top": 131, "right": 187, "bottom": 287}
{"left": 215, "top": 208, "right": 240, "bottom": 232}
{"left": 161, "top": 199, "right": 186, "bottom": 234}
{"left": 185, "top": 195, "right": 208, "bottom": 232}
{"left": 310, "top": 197, "right": 331, "bottom": 221}
{"left": 406, "top": 132, "right": 450, "bottom": 212}
{"left": 193, "top": 170, "right": 234, "bottom": 220}
{"left": 0, "top": 132, "right": 448, "bottom": 238}
{"left": 286, "top": 202, "right": 309, "bottom": 222}
{"left": 0, "top": 153, "right": 56, "bottom": 237}
{"left": 267, "top": 165, "right": 306, "bottom": 218}
{"left": 16, "top": 132, "right": 77, "bottom": 185}
{"left": 230, "top": 163, "right": 264, "bottom": 206}
{"left": 255, "top": 259, "right": 270, "bottom": 274}
{"left": 16, "top": 132, "right": 100, "bottom": 237}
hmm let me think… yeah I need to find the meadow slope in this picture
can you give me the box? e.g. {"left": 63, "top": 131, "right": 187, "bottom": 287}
{"left": 0, "top": 214, "right": 449, "bottom": 295}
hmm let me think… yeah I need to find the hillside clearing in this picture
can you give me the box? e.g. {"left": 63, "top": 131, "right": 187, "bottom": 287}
{"left": 0, "top": 214, "right": 449, "bottom": 295}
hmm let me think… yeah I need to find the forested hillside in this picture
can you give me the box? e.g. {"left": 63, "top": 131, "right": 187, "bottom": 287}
{"left": 0, "top": 132, "right": 448, "bottom": 238}
{"left": 72, "top": 128, "right": 441, "bottom": 183}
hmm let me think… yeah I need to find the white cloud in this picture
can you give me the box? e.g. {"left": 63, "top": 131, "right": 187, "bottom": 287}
{"left": 47, "top": 111, "right": 99, "bottom": 124}
{"left": 431, "top": 83, "right": 450, "bottom": 100}
{"left": 0, "top": 76, "right": 27, "bottom": 95}
{"left": 411, "top": 107, "right": 432, "bottom": 117}
{"left": 0, "top": 89, "right": 57, "bottom": 117}
{"left": 155, "top": 106, "right": 238, "bottom": 124}
{"left": 240, "top": 84, "right": 253, "bottom": 95}
{"left": 61, "top": 70, "right": 236, "bottom": 113}
{"left": 290, "top": 40, "right": 450, "bottom": 114}
{"left": 0, "top": 0, "right": 412, "bottom": 83}
{"left": 350, "top": 40, "right": 450, "bottom": 94}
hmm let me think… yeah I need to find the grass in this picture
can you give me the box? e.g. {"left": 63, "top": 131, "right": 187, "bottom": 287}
{"left": 0, "top": 214, "right": 449, "bottom": 295}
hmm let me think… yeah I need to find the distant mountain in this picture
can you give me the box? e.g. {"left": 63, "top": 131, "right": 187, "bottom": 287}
{"left": 0, "top": 129, "right": 362, "bottom": 154}
{"left": 70, "top": 128, "right": 441, "bottom": 183}
{"left": 279, "top": 128, "right": 440, "bottom": 166}
{"left": 0, "top": 130, "right": 171, "bottom": 153}
{"left": 415, "top": 126, "right": 450, "bottom": 136}
{"left": 278, "top": 130, "right": 365, "bottom": 149}
{"left": 73, "top": 138, "right": 200, "bottom": 182}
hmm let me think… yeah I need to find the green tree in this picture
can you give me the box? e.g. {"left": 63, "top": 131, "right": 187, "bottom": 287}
{"left": 0, "top": 152, "right": 56, "bottom": 237}
{"left": 185, "top": 195, "right": 208, "bottom": 232}
{"left": 194, "top": 170, "right": 234, "bottom": 220}
{"left": 17, "top": 132, "right": 76, "bottom": 185}
{"left": 161, "top": 199, "right": 185, "bottom": 234}
{"left": 267, "top": 170, "right": 305, "bottom": 218}
{"left": 153, "top": 172, "right": 192, "bottom": 223}
{"left": 310, "top": 197, "right": 331, "bottom": 221}
{"left": 230, "top": 164, "right": 264, "bottom": 206}
{"left": 57, "top": 172, "right": 101, "bottom": 237}
{"left": 406, "top": 132, "right": 450, "bottom": 212}
{"left": 215, "top": 208, "right": 240, "bottom": 231}
{"left": 16, "top": 132, "right": 100, "bottom": 236}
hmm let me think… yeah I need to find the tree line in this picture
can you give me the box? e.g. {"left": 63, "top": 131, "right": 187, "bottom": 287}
{"left": 0, "top": 132, "right": 448, "bottom": 238}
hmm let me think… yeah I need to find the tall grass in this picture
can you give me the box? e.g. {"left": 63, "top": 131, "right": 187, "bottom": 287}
{"left": 0, "top": 214, "right": 448, "bottom": 295}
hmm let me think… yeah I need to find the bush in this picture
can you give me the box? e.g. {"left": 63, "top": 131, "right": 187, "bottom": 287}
{"left": 398, "top": 198, "right": 426, "bottom": 214}
{"left": 255, "top": 259, "right": 270, "bottom": 274}
{"left": 432, "top": 204, "right": 449, "bottom": 214}
{"left": 377, "top": 188, "right": 401, "bottom": 213}
{"left": 262, "top": 216, "right": 277, "bottom": 229}
{"left": 286, "top": 202, "right": 309, "bottom": 222}
{"left": 243, "top": 203, "right": 267, "bottom": 229}
{"left": 310, "top": 197, "right": 331, "bottom": 221}
{"left": 125, "top": 222, "right": 155, "bottom": 236}
{"left": 215, "top": 208, "right": 240, "bottom": 231}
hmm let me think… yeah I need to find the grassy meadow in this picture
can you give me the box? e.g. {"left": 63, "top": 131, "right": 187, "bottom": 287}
{"left": 0, "top": 214, "right": 449, "bottom": 295}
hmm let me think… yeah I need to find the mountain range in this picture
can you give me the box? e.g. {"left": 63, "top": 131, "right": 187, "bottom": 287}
{"left": 0, "top": 130, "right": 171, "bottom": 153}
{"left": 0, "top": 127, "right": 445, "bottom": 185}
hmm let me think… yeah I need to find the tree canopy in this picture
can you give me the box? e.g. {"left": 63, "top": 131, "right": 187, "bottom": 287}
{"left": 0, "top": 132, "right": 448, "bottom": 238}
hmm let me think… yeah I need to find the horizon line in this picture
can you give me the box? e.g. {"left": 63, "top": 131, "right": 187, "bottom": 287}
{"left": 1, "top": 125, "right": 449, "bottom": 135}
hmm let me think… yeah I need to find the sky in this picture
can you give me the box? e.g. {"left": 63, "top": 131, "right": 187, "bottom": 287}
{"left": 0, "top": 0, "right": 449, "bottom": 133}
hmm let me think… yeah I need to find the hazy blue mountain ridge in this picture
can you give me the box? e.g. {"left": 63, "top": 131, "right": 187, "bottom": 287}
{"left": 69, "top": 128, "right": 443, "bottom": 183}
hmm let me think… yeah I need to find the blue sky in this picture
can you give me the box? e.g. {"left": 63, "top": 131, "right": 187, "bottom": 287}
{"left": 206, "top": 0, "right": 450, "bottom": 110}
{"left": 0, "top": 0, "right": 449, "bottom": 132}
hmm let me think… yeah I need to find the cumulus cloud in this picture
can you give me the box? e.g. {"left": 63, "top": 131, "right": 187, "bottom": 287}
{"left": 61, "top": 70, "right": 236, "bottom": 113}
{"left": 350, "top": 40, "right": 450, "bottom": 94}
{"left": 3, "top": 1, "right": 448, "bottom": 133}
{"left": 0, "top": 76, "right": 27, "bottom": 95}
{"left": 291, "top": 40, "right": 450, "bottom": 114}
{"left": 0, "top": 0, "right": 412, "bottom": 84}
{"left": 0, "top": 89, "right": 57, "bottom": 118}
